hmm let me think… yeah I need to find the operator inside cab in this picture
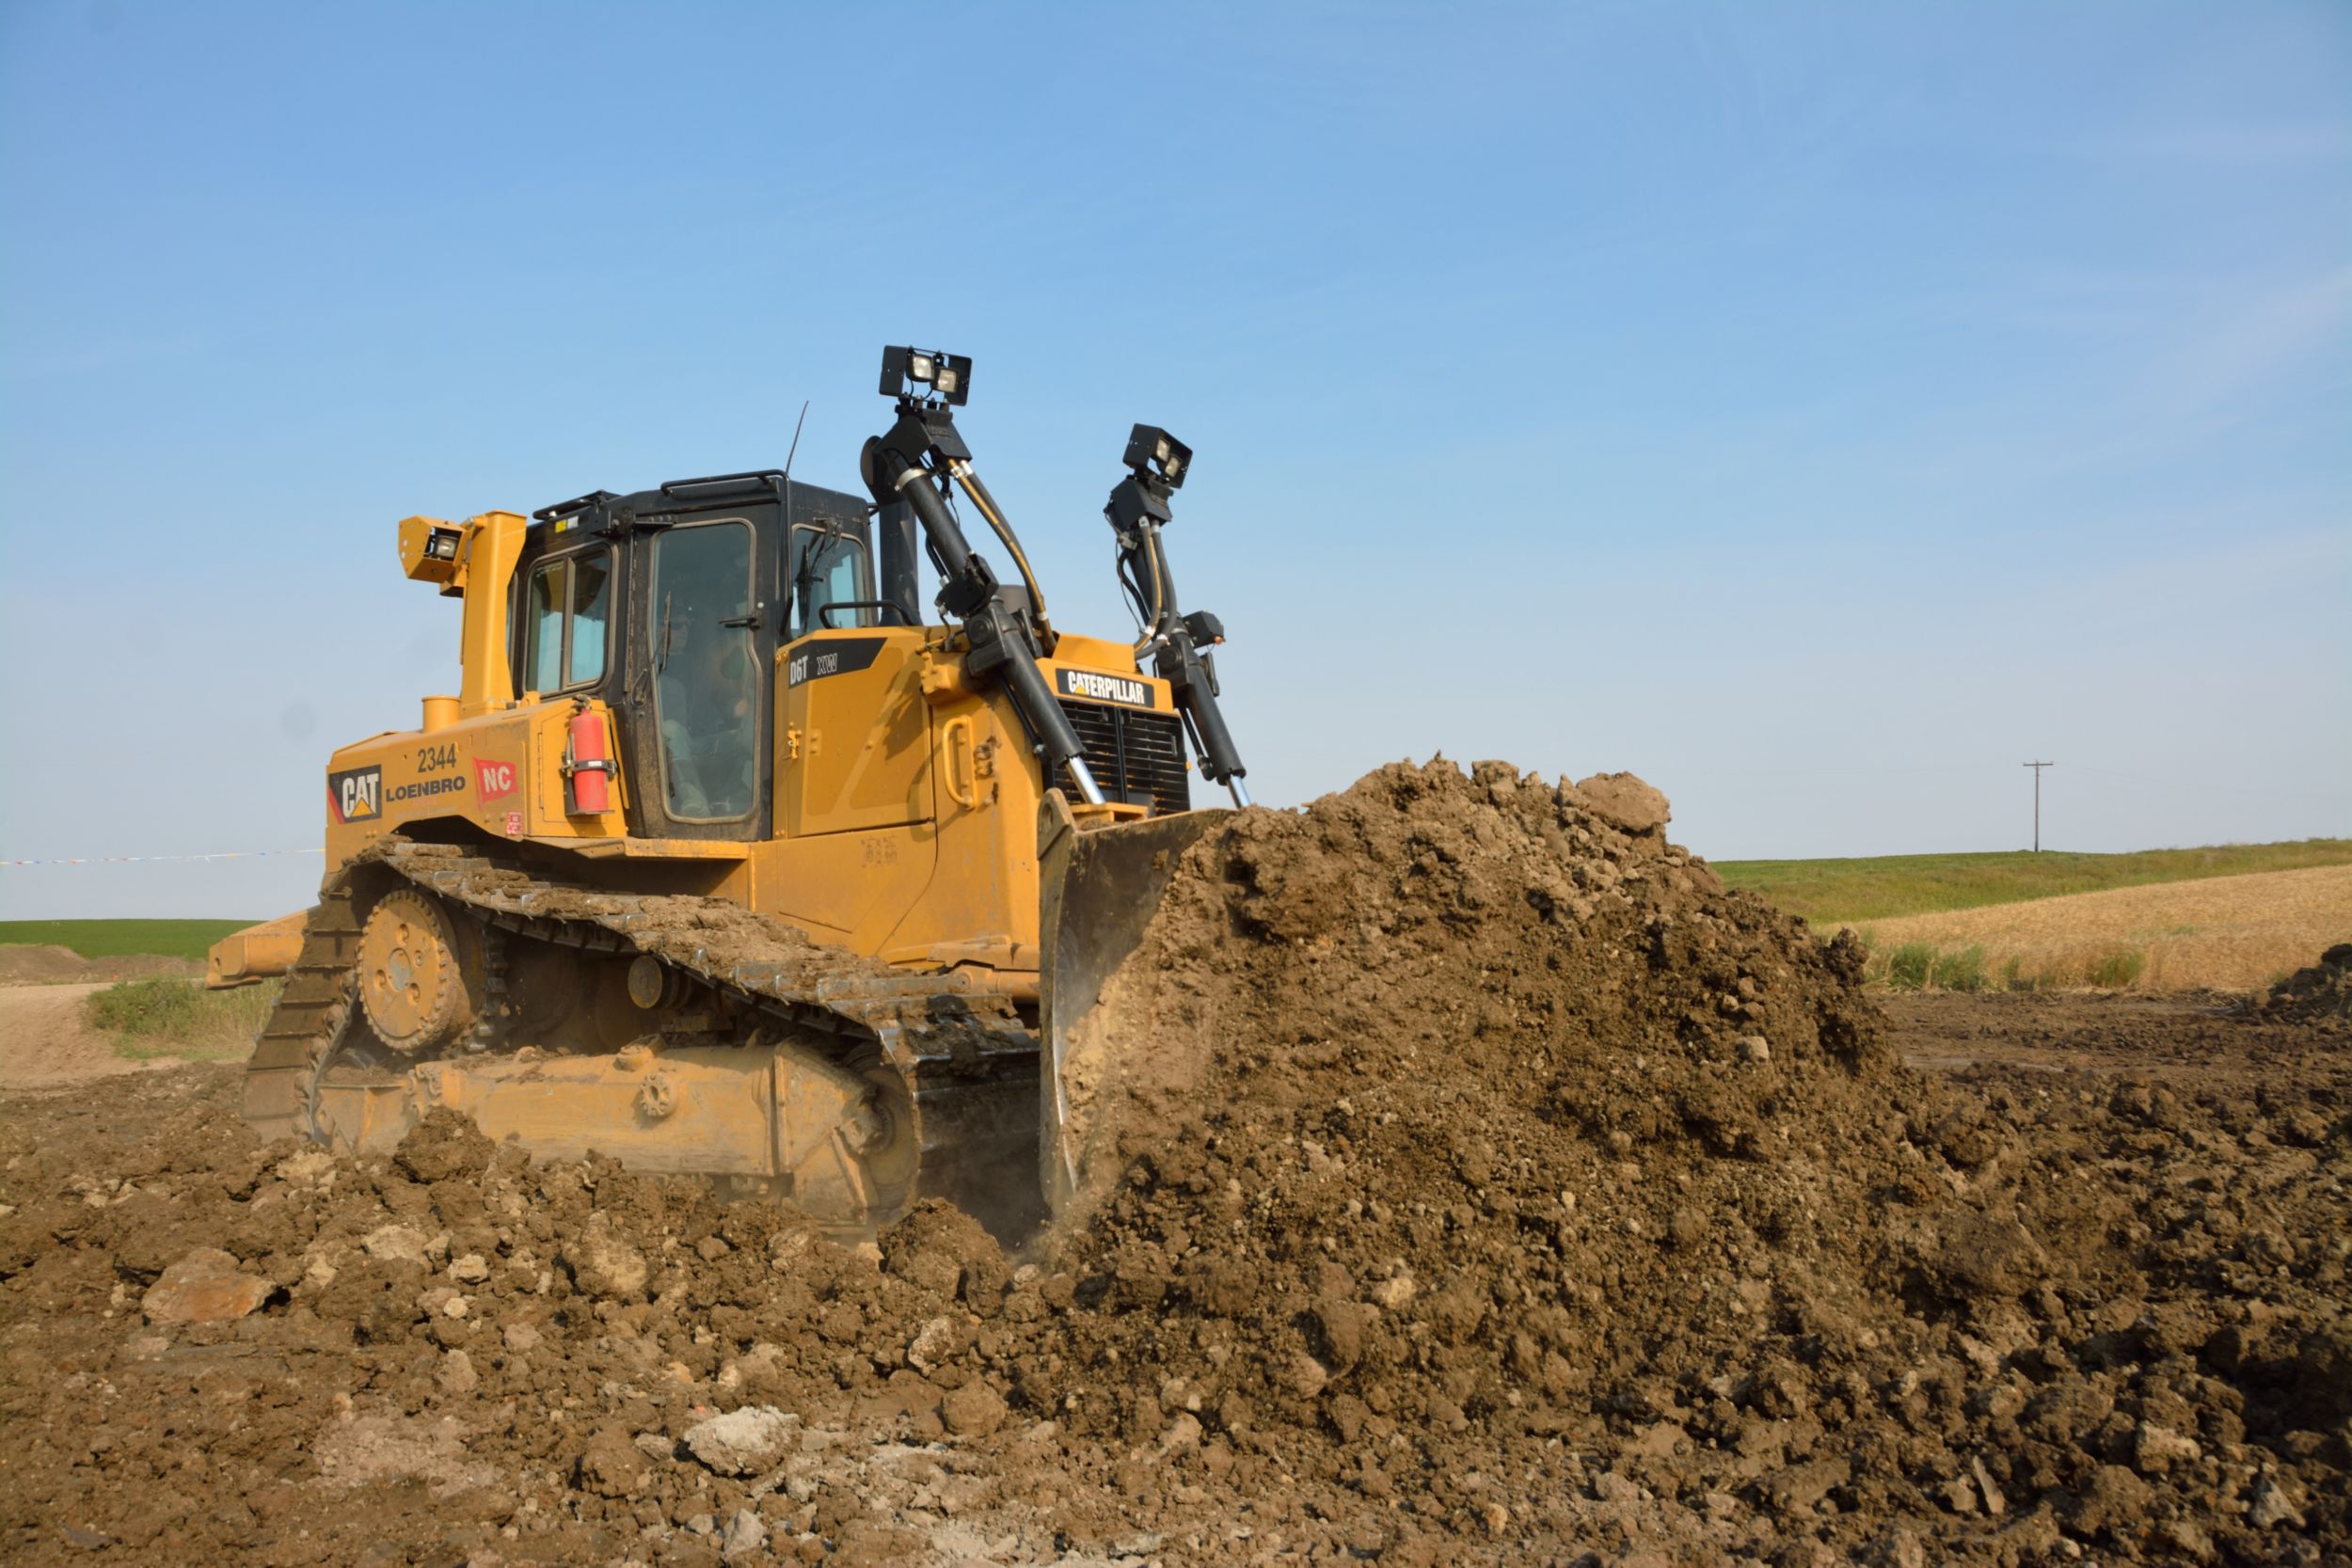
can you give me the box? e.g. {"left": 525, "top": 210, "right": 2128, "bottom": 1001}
{"left": 653, "top": 530, "right": 758, "bottom": 820}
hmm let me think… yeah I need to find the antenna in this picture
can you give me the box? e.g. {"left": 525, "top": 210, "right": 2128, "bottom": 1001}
{"left": 778, "top": 398, "right": 812, "bottom": 530}
{"left": 780, "top": 399, "right": 811, "bottom": 484}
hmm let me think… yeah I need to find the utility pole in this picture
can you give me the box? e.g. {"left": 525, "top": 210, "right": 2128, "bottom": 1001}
{"left": 2023, "top": 761, "right": 2054, "bottom": 852}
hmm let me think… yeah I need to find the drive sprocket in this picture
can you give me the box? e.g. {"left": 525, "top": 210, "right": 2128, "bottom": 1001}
{"left": 357, "top": 885, "right": 481, "bottom": 1053}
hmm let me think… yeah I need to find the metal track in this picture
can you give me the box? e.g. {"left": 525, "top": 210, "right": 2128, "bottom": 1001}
{"left": 244, "top": 836, "right": 1042, "bottom": 1227}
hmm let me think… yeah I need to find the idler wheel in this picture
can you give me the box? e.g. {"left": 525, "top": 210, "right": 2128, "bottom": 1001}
{"left": 358, "top": 887, "right": 482, "bottom": 1053}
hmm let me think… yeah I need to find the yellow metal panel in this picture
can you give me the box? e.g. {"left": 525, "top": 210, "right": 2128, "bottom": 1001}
{"left": 204, "top": 911, "right": 309, "bottom": 989}
{"left": 746, "top": 626, "right": 1174, "bottom": 974}
{"left": 322, "top": 697, "right": 630, "bottom": 864}
{"left": 519, "top": 699, "right": 630, "bottom": 840}
{"left": 749, "top": 821, "right": 944, "bottom": 946}
{"left": 778, "top": 628, "right": 935, "bottom": 836}
{"left": 455, "top": 511, "right": 526, "bottom": 717}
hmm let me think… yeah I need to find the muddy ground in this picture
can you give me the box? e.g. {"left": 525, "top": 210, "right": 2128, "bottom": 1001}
{"left": 0, "top": 764, "right": 2344, "bottom": 1567}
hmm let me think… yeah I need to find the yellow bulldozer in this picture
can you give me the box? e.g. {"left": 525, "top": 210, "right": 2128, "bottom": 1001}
{"left": 211, "top": 347, "right": 1250, "bottom": 1235}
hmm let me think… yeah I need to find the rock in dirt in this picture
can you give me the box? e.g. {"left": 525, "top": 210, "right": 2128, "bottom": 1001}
{"left": 575, "top": 1424, "right": 649, "bottom": 1497}
{"left": 940, "top": 1381, "right": 1008, "bottom": 1437}
{"left": 720, "top": 1507, "right": 767, "bottom": 1560}
{"left": 560, "top": 1210, "right": 648, "bottom": 1300}
{"left": 141, "top": 1247, "right": 271, "bottom": 1324}
{"left": 361, "top": 1223, "right": 429, "bottom": 1265}
{"left": 392, "top": 1107, "right": 496, "bottom": 1183}
{"left": 2249, "top": 1476, "right": 2308, "bottom": 1530}
{"left": 906, "top": 1314, "right": 962, "bottom": 1372}
{"left": 682, "top": 1405, "right": 798, "bottom": 1475}
{"left": 1571, "top": 769, "right": 1672, "bottom": 834}
{"left": 436, "top": 1349, "right": 478, "bottom": 1396}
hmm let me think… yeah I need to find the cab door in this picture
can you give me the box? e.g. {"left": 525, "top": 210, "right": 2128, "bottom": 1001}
{"left": 644, "top": 516, "right": 771, "bottom": 837}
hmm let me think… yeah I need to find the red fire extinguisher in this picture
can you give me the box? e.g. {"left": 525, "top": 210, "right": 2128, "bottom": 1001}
{"left": 564, "top": 705, "right": 614, "bottom": 816}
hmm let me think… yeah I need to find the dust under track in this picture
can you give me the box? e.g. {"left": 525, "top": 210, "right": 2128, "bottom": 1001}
{"left": 0, "top": 761, "right": 2344, "bottom": 1567}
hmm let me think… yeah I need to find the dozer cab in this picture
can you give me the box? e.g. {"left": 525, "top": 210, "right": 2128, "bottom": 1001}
{"left": 214, "top": 348, "right": 1249, "bottom": 1235}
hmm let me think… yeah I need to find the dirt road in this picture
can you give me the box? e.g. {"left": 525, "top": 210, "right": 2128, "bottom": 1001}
{"left": 0, "top": 982, "right": 169, "bottom": 1091}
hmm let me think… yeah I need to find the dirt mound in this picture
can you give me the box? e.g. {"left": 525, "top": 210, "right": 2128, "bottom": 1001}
{"left": 1053, "top": 757, "right": 1886, "bottom": 1224}
{"left": 2260, "top": 942, "right": 2352, "bottom": 1027}
{"left": 0, "top": 944, "right": 199, "bottom": 984}
{"left": 0, "top": 761, "right": 2345, "bottom": 1565}
{"left": 1018, "top": 759, "right": 2348, "bottom": 1560}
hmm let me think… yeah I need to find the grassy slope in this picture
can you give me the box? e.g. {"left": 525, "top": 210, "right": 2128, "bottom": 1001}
{"left": 0, "top": 918, "right": 255, "bottom": 963}
{"left": 1713, "top": 840, "right": 2352, "bottom": 927}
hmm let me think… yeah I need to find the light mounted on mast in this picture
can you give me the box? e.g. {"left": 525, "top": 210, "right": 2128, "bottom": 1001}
{"left": 880, "top": 346, "right": 972, "bottom": 405}
{"left": 1101, "top": 424, "right": 1251, "bottom": 807}
{"left": 860, "top": 345, "right": 1104, "bottom": 806}
{"left": 1120, "top": 424, "right": 1191, "bottom": 490}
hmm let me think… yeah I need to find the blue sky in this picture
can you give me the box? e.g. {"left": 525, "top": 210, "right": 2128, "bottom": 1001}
{"left": 2, "top": 0, "right": 2345, "bottom": 919}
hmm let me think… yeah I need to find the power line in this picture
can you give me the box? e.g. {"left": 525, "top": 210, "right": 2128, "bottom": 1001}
{"left": 2023, "top": 761, "right": 2055, "bottom": 852}
{"left": 0, "top": 847, "right": 323, "bottom": 869}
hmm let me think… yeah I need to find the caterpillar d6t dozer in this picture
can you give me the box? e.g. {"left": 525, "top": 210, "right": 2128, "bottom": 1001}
{"left": 213, "top": 347, "right": 1250, "bottom": 1235}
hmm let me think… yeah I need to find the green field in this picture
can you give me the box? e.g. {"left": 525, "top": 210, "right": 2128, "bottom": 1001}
{"left": 0, "top": 918, "right": 255, "bottom": 963}
{"left": 1714, "top": 839, "right": 2352, "bottom": 927}
{"left": 87, "top": 976, "right": 280, "bottom": 1061}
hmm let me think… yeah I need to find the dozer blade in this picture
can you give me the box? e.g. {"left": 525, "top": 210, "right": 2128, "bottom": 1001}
{"left": 1037, "top": 791, "right": 1233, "bottom": 1219}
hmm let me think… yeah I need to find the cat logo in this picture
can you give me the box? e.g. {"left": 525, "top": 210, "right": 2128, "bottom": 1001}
{"left": 327, "top": 766, "right": 382, "bottom": 825}
{"left": 1056, "top": 667, "right": 1155, "bottom": 708}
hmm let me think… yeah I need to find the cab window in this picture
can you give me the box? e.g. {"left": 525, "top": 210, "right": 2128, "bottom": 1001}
{"left": 522, "top": 549, "right": 613, "bottom": 694}
{"left": 787, "top": 524, "right": 875, "bottom": 640}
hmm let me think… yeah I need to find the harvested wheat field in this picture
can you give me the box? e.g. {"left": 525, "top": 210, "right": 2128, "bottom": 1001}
{"left": 1856, "top": 863, "right": 2352, "bottom": 991}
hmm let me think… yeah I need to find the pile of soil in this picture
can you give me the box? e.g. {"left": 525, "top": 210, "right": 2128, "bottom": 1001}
{"left": 0, "top": 1082, "right": 1067, "bottom": 1568}
{"left": 2260, "top": 943, "right": 2352, "bottom": 1029}
{"left": 0, "top": 945, "right": 198, "bottom": 985}
{"left": 0, "top": 760, "right": 2344, "bottom": 1566}
{"left": 1023, "top": 761, "right": 2350, "bottom": 1561}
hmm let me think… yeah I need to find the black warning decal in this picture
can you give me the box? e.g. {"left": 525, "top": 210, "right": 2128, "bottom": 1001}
{"left": 786, "top": 636, "right": 887, "bottom": 688}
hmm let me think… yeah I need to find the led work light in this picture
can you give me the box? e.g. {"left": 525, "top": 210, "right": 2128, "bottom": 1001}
{"left": 880, "top": 346, "right": 972, "bottom": 405}
{"left": 1120, "top": 424, "right": 1191, "bottom": 490}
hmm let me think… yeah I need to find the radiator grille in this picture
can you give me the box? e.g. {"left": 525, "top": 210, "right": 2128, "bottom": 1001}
{"left": 1057, "top": 700, "right": 1191, "bottom": 816}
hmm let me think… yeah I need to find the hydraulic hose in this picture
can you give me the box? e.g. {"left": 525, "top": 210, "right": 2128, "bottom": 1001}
{"left": 947, "top": 462, "right": 1051, "bottom": 634}
{"left": 1129, "top": 527, "right": 1169, "bottom": 654}
{"left": 870, "top": 444, "right": 1104, "bottom": 807}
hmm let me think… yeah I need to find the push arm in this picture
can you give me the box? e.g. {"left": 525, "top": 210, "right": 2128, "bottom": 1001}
{"left": 860, "top": 352, "right": 1104, "bottom": 806}
{"left": 1104, "top": 427, "right": 1251, "bottom": 807}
